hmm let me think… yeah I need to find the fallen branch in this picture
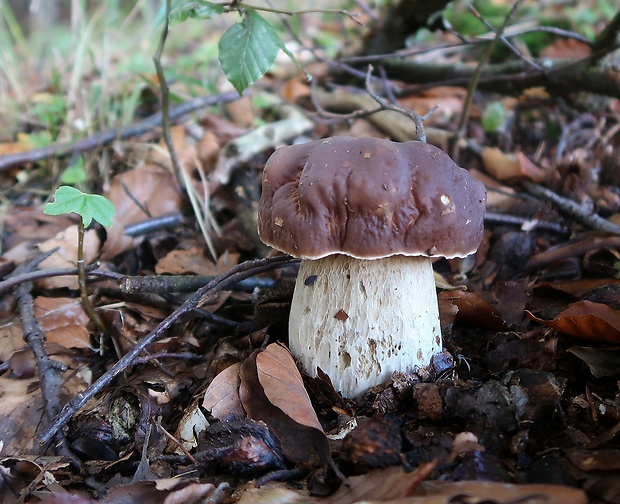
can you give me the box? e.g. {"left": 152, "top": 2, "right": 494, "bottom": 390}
{"left": 521, "top": 181, "right": 620, "bottom": 235}
{"left": 0, "top": 91, "right": 241, "bottom": 172}
{"left": 13, "top": 253, "right": 82, "bottom": 468}
{"left": 40, "top": 255, "right": 299, "bottom": 444}
{"left": 383, "top": 52, "right": 620, "bottom": 99}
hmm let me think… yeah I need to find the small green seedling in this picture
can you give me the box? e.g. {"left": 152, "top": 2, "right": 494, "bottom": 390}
{"left": 44, "top": 185, "right": 116, "bottom": 227}
{"left": 481, "top": 101, "right": 507, "bottom": 133}
{"left": 44, "top": 186, "right": 116, "bottom": 339}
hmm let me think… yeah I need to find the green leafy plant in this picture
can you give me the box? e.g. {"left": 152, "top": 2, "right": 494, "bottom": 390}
{"left": 60, "top": 157, "right": 88, "bottom": 185}
{"left": 481, "top": 101, "right": 506, "bottom": 133}
{"left": 162, "top": 1, "right": 300, "bottom": 95}
{"left": 44, "top": 186, "right": 116, "bottom": 338}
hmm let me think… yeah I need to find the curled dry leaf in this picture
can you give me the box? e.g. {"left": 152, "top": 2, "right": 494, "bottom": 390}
{"left": 202, "top": 344, "right": 331, "bottom": 471}
{"left": 438, "top": 290, "right": 507, "bottom": 330}
{"left": 239, "top": 343, "right": 331, "bottom": 467}
{"left": 527, "top": 300, "right": 620, "bottom": 343}
{"left": 481, "top": 147, "right": 547, "bottom": 183}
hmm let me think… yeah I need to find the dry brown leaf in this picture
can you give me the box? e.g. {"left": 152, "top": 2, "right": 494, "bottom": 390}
{"left": 239, "top": 345, "right": 331, "bottom": 466}
{"left": 34, "top": 297, "right": 92, "bottom": 349}
{"left": 410, "top": 480, "right": 587, "bottom": 504}
{"left": 540, "top": 38, "right": 592, "bottom": 60}
{"left": 155, "top": 248, "right": 239, "bottom": 276}
{"left": 322, "top": 465, "right": 434, "bottom": 503}
{"left": 224, "top": 96, "right": 255, "bottom": 128}
{"left": 37, "top": 226, "right": 101, "bottom": 289}
{"left": 0, "top": 316, "right": 28, "bottom": 361}
{"left": 0, "top": 375, "right": 42, "bottom": 454}
{"left": 281, "top": 78, "right": 311, "bottom": 103}
{"left": 527, "top": 300, "right": 620, "bottom": 343}
{"left": 202, "top": 362, "right": 245, "bottom": 420}
{"left": 196, "top": 130, "right": 221, "bottom": 172}
{"left": 399, "top": 87, "right": 465, "bottom": 126}
{"left": 481, "top": 147, "right": 546, "bottom": 183}
{"left": 438, "top": 290, "right": 507, "bottom": 330}
{"left": 256, "top": 342, "right": 323, "bottom": 431}
{"left": 101, "top": 165, "right": 182, "bottom": 260}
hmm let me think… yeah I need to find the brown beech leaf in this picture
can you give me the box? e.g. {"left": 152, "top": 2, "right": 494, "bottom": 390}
{"left": 202, "top": 362, "right": 245, "bottom": 420}
{"left": 567, "top": 346, "right": 620, "bottom": 378}
{"left": 438, "top": 291, "right": 507, "bottom": 330}
{"left": 256, "top": 342, "right": 324, "bottom": 431}
{"left": 481, "top": 147, "right": 547, "bottom": 183}
{"left": 239, "top": 343, "right": 331, "bottom": 467}
{"left": 37, "top": 226, "right": 101, "bottom": 289}
{"left": 527, "top": 300, "right": 620, "bottom": 343}
{"left": 34, "top": 297, "right": 92, "bottom": 349}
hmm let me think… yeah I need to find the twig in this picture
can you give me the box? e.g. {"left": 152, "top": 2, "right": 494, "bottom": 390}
{"left": 525, "top": 234, "right": 620, "bottom": 272}
{"left": 451, "top": 0, "right": 524, "bottom": 160}
{"left": 591, "top": 8, "right": 620, "bottom": 56}
{"left": 467, "top": 3, "right": 542, "bottom": 70}
{"left": 484, "top": 211, "right": 569, "bottom": 235}
{"left": 153, "top": 0, "right": 183, "bottom": 186}
{"left": 0, "top": 92, "right": 240, "bottom": 172}
{"left": 118, "top": 274, "right": 275, "bottom": 294}
{"left": 124, "top": 213, "right": 184, "bottom": 237}
{"left": 40, "top": 255, "right": 299, "bottom": 444}
{"left": 387, "top": 48, "right": 620, "bottom": 100}
{"left": 521, "top": 181, "right": 620, "bottom": 235}
{"left": 13, "top": 254, "right": 82, "bottom": 469}
{"left": 364, "top": 65, "right": 427, "bottom": 142}
{"left": 0, "top": 263, "right": 99, "bottom": 296}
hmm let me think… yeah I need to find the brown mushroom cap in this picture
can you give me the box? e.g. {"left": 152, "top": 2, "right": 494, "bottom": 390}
{"left": 258, "top": 136, "right": 487, "bottom": 260}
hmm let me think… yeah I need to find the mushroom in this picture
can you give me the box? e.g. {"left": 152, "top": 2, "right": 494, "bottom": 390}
{"left": 257, "top": 136, "right": 486, "bottom": 398}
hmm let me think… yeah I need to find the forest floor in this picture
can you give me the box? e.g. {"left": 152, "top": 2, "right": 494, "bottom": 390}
{"left": 0, "top": 1, "right": 619, "bottom": 503}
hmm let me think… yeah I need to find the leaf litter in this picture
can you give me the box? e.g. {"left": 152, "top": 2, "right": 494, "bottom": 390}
{"left": 1, "top": 2, "right": 620, "bottom": 503}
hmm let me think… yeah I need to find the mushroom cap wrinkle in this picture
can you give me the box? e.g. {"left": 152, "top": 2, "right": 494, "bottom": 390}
{"left": 258, "top": 136, "right": 486, "bottom": 260}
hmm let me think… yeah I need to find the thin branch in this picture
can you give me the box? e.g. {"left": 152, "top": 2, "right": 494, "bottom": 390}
{"left": 467, "top": 3, "right": 542, "bottom": 70}
{"left": 591, "top": 8, "right": 620, "bottom": 55}
{"left": 12, "top": 255, "right": 82, "bottom": 469}
{"left": 153, "top": 0, "right": 183, "bottom": 186}
{"left": 451, "top": 0, "right": 524, "bottom": 160}
{"left": 521, "top": 181, "right": 620, "bottom": 235}
{"left": 0, "top": 263, "right": 99, "bottom": 296}
{"left": 40, "top": 255, "right": 299, "bottom": 444}
{"left": 364, "top": 65, "right": 427, "bottom": 142}
{"left": 227, "top": 2, "right": 365, "bottom": 26}
{"left": 0, "top": 92, "right": 240, "bottom": 172}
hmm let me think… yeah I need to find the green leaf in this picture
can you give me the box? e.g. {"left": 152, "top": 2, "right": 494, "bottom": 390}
{"left": 218, "top": 10, "right": 283, "bottom": 95}
{"left": 169, "top": 1, "right": 224, "bottom": 24}
{"left": 481, "top": 101, "right": 506, "bottom": 133}
{"left": 60, "top": 157, "right": 88, "bottom": 185}
{"left": 44, "top": 186, "right": 116, "bottom": 228}
{"left": 155, "top": 0, "right": 222, "bottom": 25}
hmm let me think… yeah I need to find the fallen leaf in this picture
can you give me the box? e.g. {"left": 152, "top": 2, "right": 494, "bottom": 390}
{"left": 34, "top": 297, "right": 92, "bottom": 349}
{"left": 256, "top": 343, "right": 324, "bottom": 431}
{"left": 202, "top": 362, "right": 245, "bottom": 420}
{"left": 438, "top": 290, "right": 507, "bottom": 330}
{"left": 37, "top": 226, "right": 101, "bottom": 289}
{"left": 239, "top": 343, "right": 331, "bottom": 467}
{"left": 567, "top": 346, "right": 620, "bottom": 377}
{"left": 481, "top": 147, "right": 547, "bottom": 182}
{"left": 527, "top": 300, "right": 620, "bottom": 343}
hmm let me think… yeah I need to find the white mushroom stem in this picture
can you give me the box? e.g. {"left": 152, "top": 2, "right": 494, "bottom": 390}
{"left": 288, "top": 254, "right": 441, "bottom": 398}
